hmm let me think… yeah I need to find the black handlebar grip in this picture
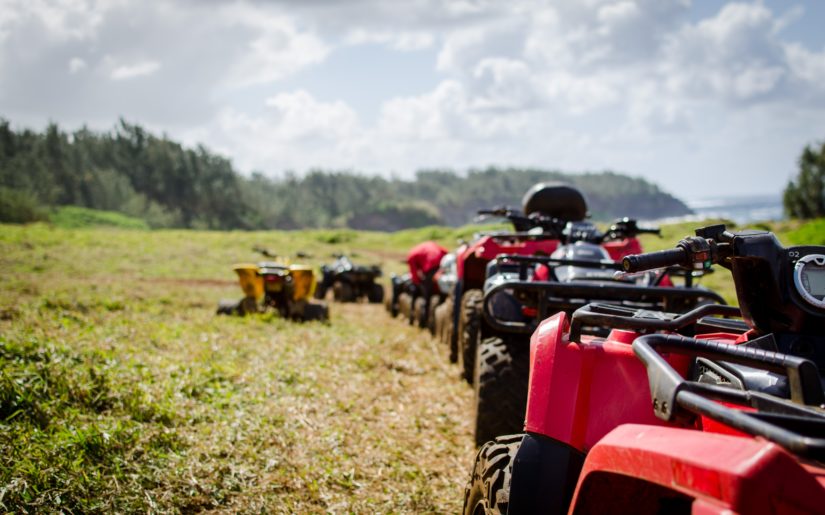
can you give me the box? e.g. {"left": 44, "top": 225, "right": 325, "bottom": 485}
{"left": 622, "top": 247, "right": 687, "bottom": 272}
{"left": 639, "top": 228, "right": 661, "bottom": 235}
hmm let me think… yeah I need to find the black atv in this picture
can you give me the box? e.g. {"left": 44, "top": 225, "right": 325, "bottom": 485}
{"left": 315, "top": 254, "right": 384, "bottom": 303}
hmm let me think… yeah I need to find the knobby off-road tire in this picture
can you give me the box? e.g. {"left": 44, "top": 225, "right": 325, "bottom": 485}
{"left": 216, "top": 299, "right": 240, "bottom": 315}
{"left": 474, "top": 336, "right": 530, "bottom": 447}
{"left": 367, "top": 283, "right": 384, "bottom": 304}
{"left": 238, "top": 296, "right": 259, "bottom": 316}
{"left": 398, "top": 292, "right": 413, "bottom": 322}
{"left": 444, "top": 298, "right": 457, "bottom": 363}
{"left": 434, "top": 299, "right": 456, "bottom": 362}
{"left": 427, "top": 295, "right": 440, "bottom": 336}
{"left": 333, "top": 281, "right": 355, "bottom": 302}
{"left": 463, "top": 434, "right": 522, "bottom": 515}
{"left": 460, "top": 289, "right": 484, "bottom": 384}
{"left": 302, "top": 302, "right": 329, "bottom": 322}
{"left": 413, "top": 296, "right": 428, "bottom": 328}
{"left": 385, "top": 286, "right": 399, "bottom": 317}
{"left": 434, "top": 301, "right": 446, "bottom": 341}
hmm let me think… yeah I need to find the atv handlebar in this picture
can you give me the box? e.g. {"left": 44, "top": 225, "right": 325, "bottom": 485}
{"left": 476, "top": 207, "right": 518, "bottom": 217}
{"left": 602, "top": 218, "right": 660, "bottom": 242}
{"left": 475, "top": 206, "right": 566, "bottom": 236}
{"left": 253, "top": 246, "right": 276, "bottom": 258}
{"left": 622, "top": 247, "right": 688, "bottom": 272}
{"left": 623, "top": 234, "right": 721, "bottom": 273}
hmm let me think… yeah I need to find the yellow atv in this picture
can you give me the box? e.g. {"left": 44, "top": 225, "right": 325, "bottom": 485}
{"left": 216, "top": 249, "right": 329, "bottom": 321}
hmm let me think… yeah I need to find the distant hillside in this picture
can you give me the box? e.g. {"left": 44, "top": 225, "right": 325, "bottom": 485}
{"left": 394, "top": 169, "right": 691, "bottom": 226}
{"left": 0, "top": 119, "right": 691, "bottom": 230}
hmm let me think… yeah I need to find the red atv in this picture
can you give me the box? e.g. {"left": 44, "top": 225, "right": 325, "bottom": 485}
{"left": 470, "top": 218, "right": 724, "bottom": 445}
{"left": 448, "top": 183, "right": 587, "bottom": 383}
{"left": 464, "top": 224, "right": 825, "bottom": 514}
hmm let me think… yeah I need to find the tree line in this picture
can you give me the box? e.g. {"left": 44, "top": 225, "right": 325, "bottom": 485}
{"left": 0, "top": 119, "right": 693, "bottom": 230}
{"left": 784, "top": 141, "right": 825, "bottom": 219}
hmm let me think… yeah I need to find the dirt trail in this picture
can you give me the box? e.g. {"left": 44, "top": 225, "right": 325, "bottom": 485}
{"left": 178, "top": 302, "right": 477, "bottom": 513}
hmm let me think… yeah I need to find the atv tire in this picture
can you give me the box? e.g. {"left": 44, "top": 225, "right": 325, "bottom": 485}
{"left": 367, "top": 283, "right": 384, "bottom": 304}
{"left": 442, "top": 299, "right": 457, "bottom": 362}
{"left": 333, "top": 281, "right": 355, "bottom": 302}
{"left": 459, "top": 289, "right": 483, "bottom": 384}
{"left": 474, "top": 337, "right": 530, "bottom": 446}
{"left": 237, "top": 296, "right": 258, "bottom": 316}
{"left": 385, "top": 287, "right": 398, "bottom": 317}
{"left": 398, "top": 292, "right": 413, "bottom": 322}
{"left": 463, "top": 434, "right": 522, "bottom": 515}
{"left": 216, "top": 299, "right": 240, "bottom": 315}
{"left": 413, "top": 296, "right": 427, "bottom": 328}
{"left": 427, "top": 295, "right": 440, "bottom": 336}
{"left": 434, "top": 299, "right": 455, "bottom": 361}
{"left": 302, "top": 302, "right": 329, "bottom": 322}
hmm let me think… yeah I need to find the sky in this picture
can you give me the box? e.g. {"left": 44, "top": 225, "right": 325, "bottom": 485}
{"left": 1, "top": 0, "right": 824, "bottom": 200}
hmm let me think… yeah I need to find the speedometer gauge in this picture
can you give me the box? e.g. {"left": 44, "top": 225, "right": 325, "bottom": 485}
{"left": 793, "top": 254, "right": 825, "bottom": 309}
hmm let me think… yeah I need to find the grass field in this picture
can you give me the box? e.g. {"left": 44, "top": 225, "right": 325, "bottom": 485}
{"left": 1, "top": 219, "right": 822, "bottom": 512}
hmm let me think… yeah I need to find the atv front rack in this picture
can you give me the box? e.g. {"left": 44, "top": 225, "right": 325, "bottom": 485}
{"left": 482, "top": 255, "right": 727, "bottom": 335}
{"left": 492, "top": 254, "right": 712, "bottom": 284}
{"left": 491, "top": 254, "right": 623, "bottom": 279}
{"left": 473, "top": 231, "right": 565, "bottom": 242}
{"left": 633, "top": 333, "right": 825, "bottom": 461}
{"left": 568, "top": 303, "right": 744, "bottom": 341}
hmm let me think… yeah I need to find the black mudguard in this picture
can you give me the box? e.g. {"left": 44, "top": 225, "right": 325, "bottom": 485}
{"left": 508, "top": 433, "right": 586, "bottom": 515}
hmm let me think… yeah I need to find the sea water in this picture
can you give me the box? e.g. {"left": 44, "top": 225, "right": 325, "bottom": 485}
{"left": 654, "top": 194, "right": 784, "bottom": 225}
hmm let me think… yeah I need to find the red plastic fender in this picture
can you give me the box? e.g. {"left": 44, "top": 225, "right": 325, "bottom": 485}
{"left": 603, "top": 237, "right": 675, "bottom": 286}
{"left": 456, "top": 235, "right": 560, "bottom": 281}
{"left": 569, "top": 424, "right": 825, "bottom": 514}
{"left": 602, "top": 237, "right": 643, "bottom": 261}
{"left": 524, "top": 313, "right": 693, "bottom": 452}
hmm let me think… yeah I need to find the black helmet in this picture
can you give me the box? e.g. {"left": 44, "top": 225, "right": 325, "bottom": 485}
{"left": 521, "top": 182, "right": 588, "bottom": 221}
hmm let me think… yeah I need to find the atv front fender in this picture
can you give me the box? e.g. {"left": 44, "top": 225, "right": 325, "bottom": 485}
{"left": 524, "top": 312, "right": 691, "bottom": 452}
{"left": 569, "top": 424, "right": 825, "bottom": 514}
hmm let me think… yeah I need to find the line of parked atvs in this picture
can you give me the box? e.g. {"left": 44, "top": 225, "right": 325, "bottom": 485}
{"left": 386, "top": 182, "right": 825, "bottom": 514}
{"left": 216, "top": 249, "right": 384, "bottom": 321}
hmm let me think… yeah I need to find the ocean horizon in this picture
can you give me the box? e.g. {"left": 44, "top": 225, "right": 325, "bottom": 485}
{"left": 652, "top": 193, "right": 784, "bottom": 225}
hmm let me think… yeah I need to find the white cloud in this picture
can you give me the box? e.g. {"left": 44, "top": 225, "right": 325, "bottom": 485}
{"left": 344, "top": 29, "right": 434, "bottom": 51}
{"left": 0, "top": 0, "right": 116, "bottom": 41}
{"left": 263, "top": 90, "right": 359, "bottom": 141}
{"left": 660, "top": 3, "right": 788, "bottom": 101}
{"left": 2, "top": 0, "right": 824, "bottom": 197}
{"left": 379, "top": 80, "right": 470, "bottom": 140}
{"left": 471, "top": 58, "right": 538, "bottom": 111}
{"left": 68, "top": 56, "right": 86, "bottom": 73}
{"left": 224, "top": 7, "right": 330, "bottom": 87}
{"left": 785, "top": 43, "right": 825, "bottom": 89}
{"left": 0, "top": 0, "right": 333, "bottom": 128}
{"left": 181, "top": 1, "right": 825, "bottom": 195}
{"left": 184, "top": 91, "right": 364, "bottom": 173}
{"left": 109, "top": 59, "right": 160, "bottom": 80}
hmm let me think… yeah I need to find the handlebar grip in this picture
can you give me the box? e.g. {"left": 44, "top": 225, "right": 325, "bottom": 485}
{"left": 622, "top": 247, "right": 687, "bottom": 272}
{"left": 638, "top": 228, "right": 661, "bottom": 235}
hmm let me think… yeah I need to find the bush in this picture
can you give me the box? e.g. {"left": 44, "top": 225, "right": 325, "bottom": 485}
{"left": 0, "top": 187, "right": 47, "bottom": 223}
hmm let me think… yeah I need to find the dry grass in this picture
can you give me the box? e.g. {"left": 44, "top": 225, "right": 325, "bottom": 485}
{"left": 0, "top": 224, "right": 474, "bottom": 513}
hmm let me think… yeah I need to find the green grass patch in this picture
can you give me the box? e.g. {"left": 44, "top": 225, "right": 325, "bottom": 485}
{"left": 784, "top": 218, "right": 825, "bottom": 245}
{"left": 49, "top": 206, "right": 149, "bottom": 230}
